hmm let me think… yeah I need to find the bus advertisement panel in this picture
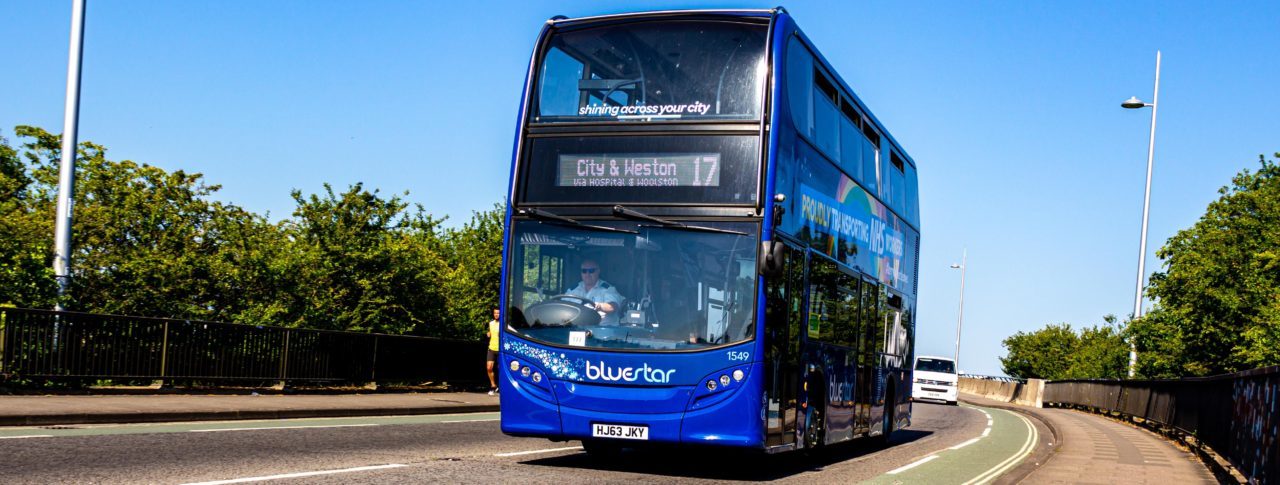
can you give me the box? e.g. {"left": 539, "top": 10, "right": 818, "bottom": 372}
{"left": 775, "top": 142, "right": 918, "bottom": 297}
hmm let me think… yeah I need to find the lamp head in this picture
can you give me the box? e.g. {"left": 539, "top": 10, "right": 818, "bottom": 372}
{"left": 1121, "top": 96, "right": 1148, "bottom": 109}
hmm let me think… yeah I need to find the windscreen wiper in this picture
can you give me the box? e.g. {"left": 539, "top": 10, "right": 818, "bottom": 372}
{"left": 518, "top": 208, "right": 638, "bottom": 234}
{"left": 612, "top": 205, "right": 748, "bottom": 236}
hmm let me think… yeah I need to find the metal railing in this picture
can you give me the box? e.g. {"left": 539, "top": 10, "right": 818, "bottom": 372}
{"left": 0, "top": 307, "right": 486, "bottom": 385}
{"left": 1044, "top": 367, "right": 1279, "bottom": 483}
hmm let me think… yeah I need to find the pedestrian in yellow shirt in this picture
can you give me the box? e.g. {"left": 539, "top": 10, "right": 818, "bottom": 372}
{"left": 486, "top": 307, "right": 500, "bottom": 396}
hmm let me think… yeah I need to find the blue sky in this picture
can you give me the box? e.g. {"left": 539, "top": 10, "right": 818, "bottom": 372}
{"left": 3, "top": 1, "right": 1278, "bottom": 376}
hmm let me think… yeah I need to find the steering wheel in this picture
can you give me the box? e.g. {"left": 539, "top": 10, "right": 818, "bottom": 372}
{"left": 521, "top": 294, "right": 601, "bottom": 327}
{"left": 547, "top": 294, "right": 594, "bottom": 308}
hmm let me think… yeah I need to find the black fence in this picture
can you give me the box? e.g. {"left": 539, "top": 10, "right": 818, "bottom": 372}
{"left": 1044, "top": 367, "right": 1279, "bottom": 483}
{"left": 0, "top": 307, "right": 487, "bottom": 385}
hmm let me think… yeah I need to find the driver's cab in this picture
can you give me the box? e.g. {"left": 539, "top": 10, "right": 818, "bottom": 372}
{"left": 506, "top": 219, "right": 758, "bottom": 352}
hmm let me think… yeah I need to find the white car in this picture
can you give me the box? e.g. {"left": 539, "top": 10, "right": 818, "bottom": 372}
{"left": 912, "top": 355, "right": 958, "bottom": 405}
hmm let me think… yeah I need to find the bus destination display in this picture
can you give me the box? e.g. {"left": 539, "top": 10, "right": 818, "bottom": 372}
{"left": 558, "top": 153, "right": 720, "bottom": 187}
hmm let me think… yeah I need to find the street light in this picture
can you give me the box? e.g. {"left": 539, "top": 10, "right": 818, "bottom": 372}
{"left": 1122, "top": 50, "right": 1161, "bottom": 378}
{"left": 950, "top": 249, "right": 966, "bottom": 371}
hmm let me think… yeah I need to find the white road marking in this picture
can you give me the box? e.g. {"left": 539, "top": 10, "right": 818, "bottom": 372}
{"left": 189, "top": 424, "right": 378, "bottom": 433}
{"left": 440, "top": 418, "right": 500, "bottom": 423}
{"left": 887, "top": 455, "right": 939, "bottom": 475}
{"left": 962, "top": 411, "right": 1038, "bottom": 485}
{"left": 982, "top": 427, "right": 991, "bottom": 437}
{"left": 494, "top": 445, "right": 584, "bottom": 457}
{"left": 0, "top": 435, "right": 53, "bottom": 439}
{"left": 949, "top": 437, "right": 981, "bottom": 450}
{"left": 180, "top": 463, "right": 407, "bottom": 485}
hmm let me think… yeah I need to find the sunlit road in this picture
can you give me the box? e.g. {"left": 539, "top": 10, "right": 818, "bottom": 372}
{"left": 0, "top": 403, "right": 1039, "bottom": 483}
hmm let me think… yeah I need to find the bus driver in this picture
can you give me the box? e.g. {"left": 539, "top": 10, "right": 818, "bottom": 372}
{"left": 567, "top": 259, "right": 624, "bottom": 325}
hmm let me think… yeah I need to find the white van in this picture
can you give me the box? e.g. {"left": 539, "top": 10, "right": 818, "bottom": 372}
{"left": 912, "top": 355, "right": 958, "bottom": 405}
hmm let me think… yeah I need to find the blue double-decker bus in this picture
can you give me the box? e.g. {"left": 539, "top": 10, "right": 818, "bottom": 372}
{"left": 499, "top": 8, "right": 920, "bottom": 455}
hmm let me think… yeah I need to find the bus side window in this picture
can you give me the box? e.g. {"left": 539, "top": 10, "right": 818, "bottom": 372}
{"left": 861, "top": 124, "right": 880, "bottom": 196}
{"left": 833, "top": 273, "right": 859, "bottom": 348}
{"left": 786, "top": 36, "right": 814, "bottom": 138}
{"left": 905, "top": 162, "right": 920, "bottom": 227}
{"left": 889, "top": 151, "right": 907, "bottom": 217}
{"left": 839, "top": 102, "right": 862, "bottom": 185}
{"left": 807, "top": 259, "right": 833, "bottom": 342}
{"left": 812, "top": 69, "right": 840, "bottom": 157}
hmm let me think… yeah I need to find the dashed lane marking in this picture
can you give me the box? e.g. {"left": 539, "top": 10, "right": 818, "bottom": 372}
{"left": 949, "top": 437, "right": 981, "bottom": 450}
{"left": 179, "top": 463, "right": 407, "bottom": 485}
{"left": 494, "top": 445, "right": 584, "bottom": 457}
{"left": 189, "top": 424, "right": 379, "bottom": 433}
{"left": 0, "top": 435, "right": 53, "bottom": 439}
{"left": 886, "top": 455, "right": 939, "bottom": 475}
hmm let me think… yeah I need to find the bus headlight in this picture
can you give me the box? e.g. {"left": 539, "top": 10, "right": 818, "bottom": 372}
{"left": 733, "top": 369, "right": 744, "bottom": 382}
{"left": 510, "top": 360, "right": 521, "bottom": 372}
{"left": 532, "top": 372, "right": 542, "bottom": 383}
{"left": 521, "top": 366, "right": 531, "bottom": 377}
{"left": 719, "top": 375, "right": 731, "bottom": 387}
{"left": 706, "top": 380, "right": 717, "bottom": 391}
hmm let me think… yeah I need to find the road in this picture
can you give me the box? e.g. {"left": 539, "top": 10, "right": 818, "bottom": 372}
{"left": 0, "top": 402, "right": 1040, "bottom": 483}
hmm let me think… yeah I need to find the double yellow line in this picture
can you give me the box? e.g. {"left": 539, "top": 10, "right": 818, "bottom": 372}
{"left": 961, "top": 410, "right": 1038, "bottom": 485}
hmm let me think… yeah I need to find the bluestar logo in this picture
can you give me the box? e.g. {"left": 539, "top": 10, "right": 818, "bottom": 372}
{"left": 585, "top": 361, "right": 676, "bottom": 383}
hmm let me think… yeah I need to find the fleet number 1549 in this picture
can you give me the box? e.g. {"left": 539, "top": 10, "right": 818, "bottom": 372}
{"left": 727, "top": 351, "right": 750, "bottom": 361}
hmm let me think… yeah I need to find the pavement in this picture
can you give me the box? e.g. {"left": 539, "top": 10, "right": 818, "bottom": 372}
{"left": 960, "top": 393, "right": 1219, "bottom": 484}
{"left": 0, "top": 391, "right": 500, "bottom": 426}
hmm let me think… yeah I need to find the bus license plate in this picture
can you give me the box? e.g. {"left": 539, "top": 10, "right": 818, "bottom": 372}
{"left": 592, "top": 423, "right": 648, "bottom": 440}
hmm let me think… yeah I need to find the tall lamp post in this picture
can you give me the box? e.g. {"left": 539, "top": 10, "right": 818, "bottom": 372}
{"left": 950, "top": 249, "right": 967, "bottom": 372}
{"left": 1121, "top": 50, "right": 1161, "bottom": 378}
{"left": 53, "top": 0, "right": 88, "bottom": 312}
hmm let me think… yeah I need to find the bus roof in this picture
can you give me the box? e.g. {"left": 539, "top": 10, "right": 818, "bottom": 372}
{"left": 547, "top": 8, "right": 777, "bottom": 27}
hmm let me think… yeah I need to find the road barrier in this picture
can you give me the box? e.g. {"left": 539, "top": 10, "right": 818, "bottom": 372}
{"left": 1043, "top": 367, "right": 1279, "bottom": 484}
{"left": 959, "top": 375, "right": 1044, "bottom": 407}
{"left": 0, "top": 307, "right": 486, "bottom": 385}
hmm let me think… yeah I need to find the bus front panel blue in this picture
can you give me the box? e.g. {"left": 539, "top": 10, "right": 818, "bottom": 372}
{"left": 500, "top": 338, "right": 764, "bottom": 448}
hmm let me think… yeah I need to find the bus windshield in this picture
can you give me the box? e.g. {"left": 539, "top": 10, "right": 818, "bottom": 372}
{"left": 535, "top": 20, "right": 768, "bottom": 122}
{"left": 506, "top": 219, "right": 758, "bottom": 351}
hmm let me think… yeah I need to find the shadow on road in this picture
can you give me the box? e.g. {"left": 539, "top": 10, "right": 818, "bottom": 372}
{"left": 522, "top": 429, "right": 932, "bottom": 481}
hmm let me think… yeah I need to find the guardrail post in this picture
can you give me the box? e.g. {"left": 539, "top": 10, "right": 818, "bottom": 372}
{"left": 154, "top": 320, "right": 170, "bottom": 389}
{"left": 365, "top": 335, "right": 379, "bottom": 391}
{"left": 0, "top": 310, "right": 7, "bottom": 376}
{"left": 274, "top": 329, "right": 289, "bottom": 391}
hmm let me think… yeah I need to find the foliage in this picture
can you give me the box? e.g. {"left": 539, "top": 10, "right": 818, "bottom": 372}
{"left": 1000, "top": 316, "right": 1128, "bottom": 380}
{"left": 0, "top": 131, "right": 57, "bottom": 308}
{"left": 0, "top": 126, "right": 504, "bottom": 339}
{"left": 1134, "top": 153, "right": 1280, "bottom": 377}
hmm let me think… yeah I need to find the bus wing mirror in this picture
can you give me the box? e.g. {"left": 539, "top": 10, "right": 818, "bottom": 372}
{"left": 759, "top": 241, "right": 786, "bottom": 277}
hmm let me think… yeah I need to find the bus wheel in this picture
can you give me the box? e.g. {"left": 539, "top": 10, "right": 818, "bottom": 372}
{"left": 582, "top": 439, "right": 623, "bottom": 460}
{"left": 876, "top": 387, "right": 896, "bottom": 446}
{"left": 804, "top": 398, "right": 826, "bottom": 451}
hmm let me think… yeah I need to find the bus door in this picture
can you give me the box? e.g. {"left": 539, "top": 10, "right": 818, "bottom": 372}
{"left": 855, "top": 277, "right": 878, "bottom": 434}
{"left": 881, "top": 291, "right": 908, "bottom": 427}
{"left": 763, "top": 242, "right": 804, "bottom": 448}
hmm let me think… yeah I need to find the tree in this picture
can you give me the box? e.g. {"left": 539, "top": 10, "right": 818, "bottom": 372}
{"left": 436, "top": 203, "right": 504, "bottom": 339}
{"left": 13, "top": 125, "right": 267, "bottom": 320}
{"left": 1000, "top": 316, "right": 1128, "bottom": 379}
{"left": 1000, "top": 323, "right": 1077, "bottom": 379}
{"left": 0, "top": 125, "right": 504, "bottom": 340}
{"left": 277, "top": 183, "right": 450, "bottom": 335}
{"left": 0, "top": 131, "right": 57, "bottom": 307}
{"left": 1134, "top": 153, "right": 1280, "bottom": 377}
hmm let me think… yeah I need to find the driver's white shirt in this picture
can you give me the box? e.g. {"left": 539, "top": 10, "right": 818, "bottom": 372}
{"left": 566, "top": 280, "right": 623, "bottom": 325}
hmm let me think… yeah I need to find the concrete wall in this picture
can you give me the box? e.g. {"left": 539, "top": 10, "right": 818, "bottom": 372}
{"left": 959, "top": 377, "right": 1044, "bottom": 407}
